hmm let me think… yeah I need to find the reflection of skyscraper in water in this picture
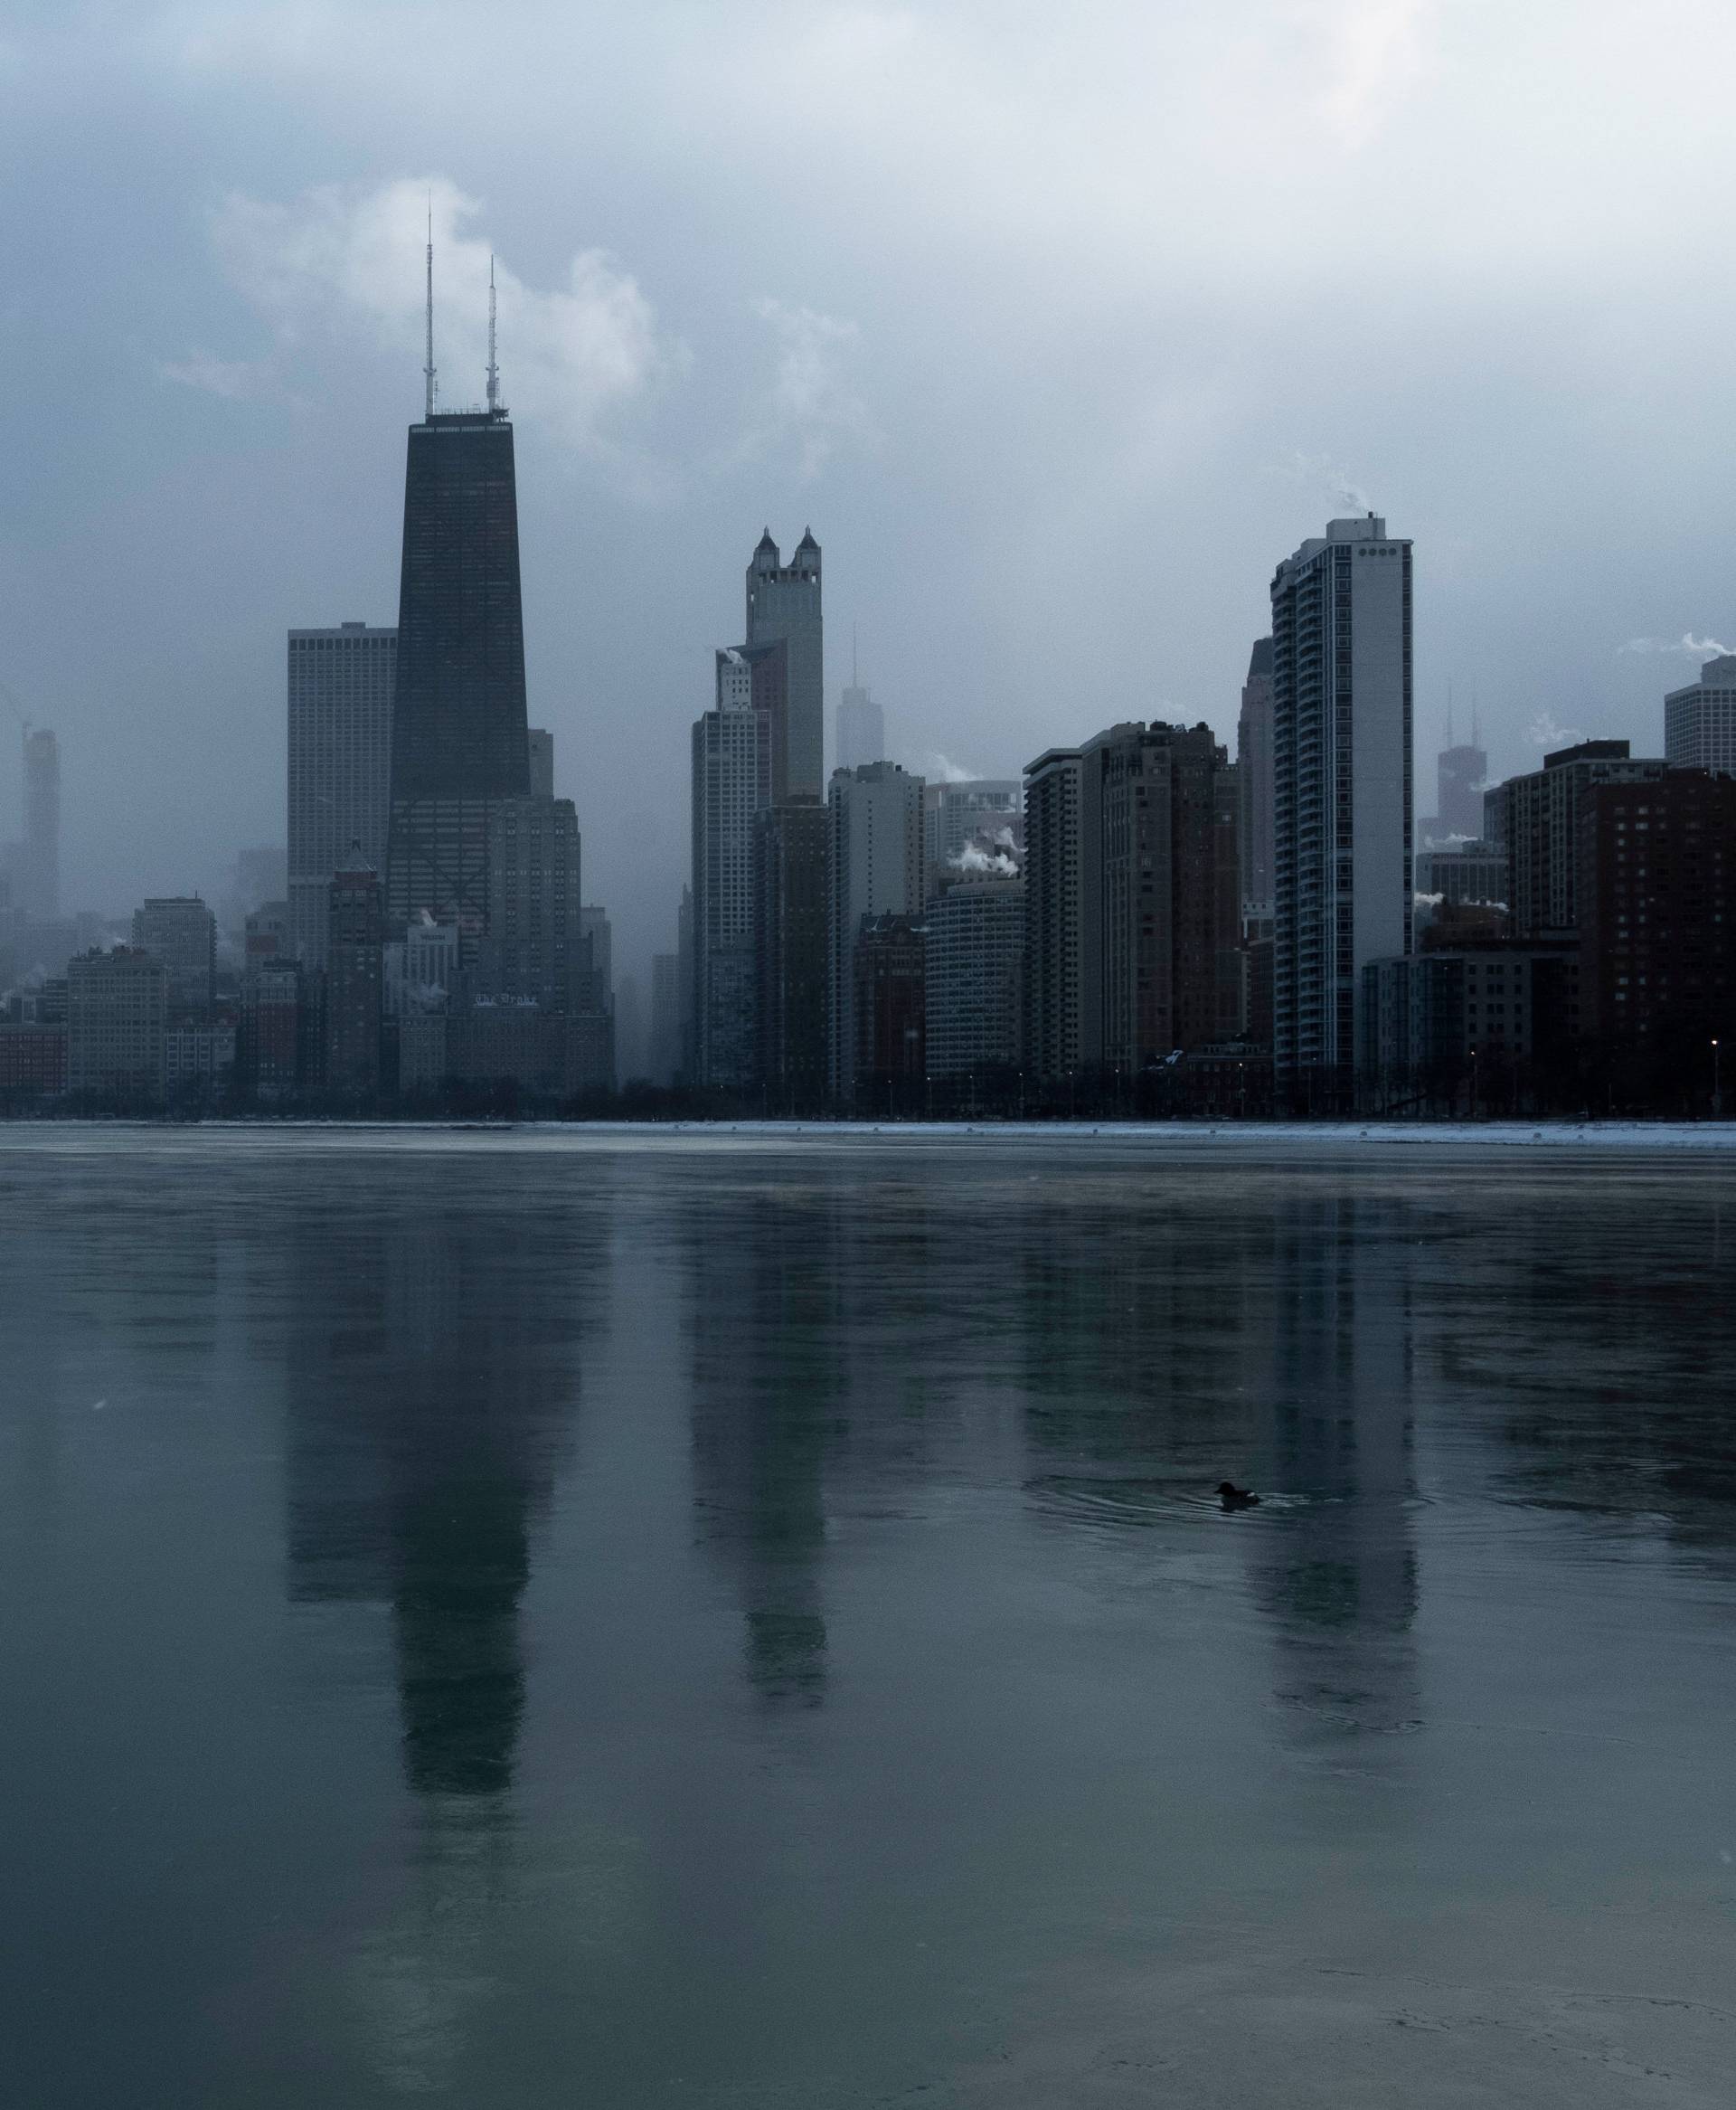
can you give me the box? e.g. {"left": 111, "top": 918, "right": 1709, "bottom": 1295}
{"left": 1250, "top": 1195, "right": 1420, "bottom": 1742}
{"left": 274, "top": 1161, "right": 604, "bottom": 2089}
{"left": 682, "top": 1191, "right": 839, "bottom": 1707}
{"left": 280, "top": 1176, "right": 599, "bottom": 1797}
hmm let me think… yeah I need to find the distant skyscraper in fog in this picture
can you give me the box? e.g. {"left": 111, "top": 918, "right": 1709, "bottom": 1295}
{"left": 649, "top": 951, "right": 681, "bottom": 1085}
{"left": 288, "top": 622, "right": 395, "bottom": 968}
{"left": 132, "top": 896, "right": 216, "bottom": 1020}
{"left": 1436, "top": 736, "right": 1486, "bottom": 840}
{"left": 21, "top": 728, "right": 59, "bottom": 921}
{"left": 836, "top": 637, "right": 882, "bottom": 773}
{"left": 746, "top": 530, "right": 823, "bottom": 800}
{"left": 1419, "top": 705, "right": 1487, "bottom": 846}
{"left": 527, "top": 727, "right": 554, "bottom": 799}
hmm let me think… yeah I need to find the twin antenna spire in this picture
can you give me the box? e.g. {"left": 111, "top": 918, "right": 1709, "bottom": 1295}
{"left": 421, "top": 208, "right": 503, "bottom": 421}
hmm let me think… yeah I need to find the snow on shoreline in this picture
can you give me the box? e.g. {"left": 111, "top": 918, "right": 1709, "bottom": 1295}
{"left": 8, "top": 1119, "right": 1736, "bottom": 1153}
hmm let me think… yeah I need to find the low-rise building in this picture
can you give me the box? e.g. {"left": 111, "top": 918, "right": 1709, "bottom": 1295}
{"left": 67, "top": 947, "right": 169, "bottom": 1103}
{"left": 0, "top": 1023, "right": 67, "bottom": 1097}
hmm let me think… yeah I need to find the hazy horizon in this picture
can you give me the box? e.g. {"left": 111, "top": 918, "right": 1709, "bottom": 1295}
{"left": 5, "top": 2, "right": 1736, "bottom": 981}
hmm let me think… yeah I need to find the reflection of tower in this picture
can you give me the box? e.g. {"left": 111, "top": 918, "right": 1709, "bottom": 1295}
{"left": 271, "top": 1159, "right": 605, "bottom": 2095}
{"left": 682, "top": 1188, "right": 838, "bottom": 1707}
{"left": 1250, "top": 1194, "right": 1420, "bottom": 1742}
{"left": 280, "top": 1176, "right": 597, "bottom": 1798}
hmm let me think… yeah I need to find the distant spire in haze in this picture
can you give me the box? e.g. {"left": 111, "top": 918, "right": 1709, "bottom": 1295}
{"left": 486, "top": 252, "right": 499, "bottom": 412}
{"left": 423, "top": 201, "right": 438, "bottom": 420}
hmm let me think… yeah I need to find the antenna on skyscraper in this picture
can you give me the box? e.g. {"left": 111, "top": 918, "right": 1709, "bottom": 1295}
{"left": 423, "top": 201, "right": 438, "bottom": 420}
{"left": 1471, "top": 691, "right": 1482, "bottom": 751}
{"left": 486, "top": 252, "right": 499, "bottom": 412}
{"left": 1445, "top": 680, "right": 1455, "bottom": 749}
{"left": 853, "top": 622, "right": 858, "bottom": 686}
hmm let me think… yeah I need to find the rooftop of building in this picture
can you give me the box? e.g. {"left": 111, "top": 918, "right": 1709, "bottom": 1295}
{"left": 1665, "top": 654, "right": 1736, "bottom": 697}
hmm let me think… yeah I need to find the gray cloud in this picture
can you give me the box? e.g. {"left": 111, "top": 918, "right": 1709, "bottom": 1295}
{"left": 205, "top": 177, "right": 682, "bottom": 454}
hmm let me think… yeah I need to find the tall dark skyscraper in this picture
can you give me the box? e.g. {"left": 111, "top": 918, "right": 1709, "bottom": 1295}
{"left": 746, "top": 529, "right": 822, "bottom": 800}
{"left": 22, "top": 728, "right": 59, "bottom": 922}
{"left": 387, "top": 405, "right": 531, "bottom": 949}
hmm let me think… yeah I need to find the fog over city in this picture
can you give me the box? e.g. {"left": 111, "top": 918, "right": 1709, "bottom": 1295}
{"left": 5, "top": 0, "right": 1736, "bottom": 977}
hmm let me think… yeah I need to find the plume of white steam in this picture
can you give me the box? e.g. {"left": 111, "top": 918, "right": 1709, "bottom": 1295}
{"left": 1620, "top": 632, "right": 1736, "bottom": 658}
{"left": 948, "top": 840, "right": 1020, "bottom": 877}
{"left": 1526, "top": 712, "right": 1586, "bottom": 749}
{"left": 910, "top": 751, "right": 979, "bottom": 783}
{"left": 1279, "top": 449, "right": 1372, "bottom": 516}
{"left": 736, "top": 298, "right": 873, "bottom": 481}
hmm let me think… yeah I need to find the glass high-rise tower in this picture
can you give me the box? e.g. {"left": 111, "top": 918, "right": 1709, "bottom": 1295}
{"left": 1271, "top": 514, "right": 1412, "bottom": 1107}
{"left": 387, "top": 407, "right": 531, "bottom": 947}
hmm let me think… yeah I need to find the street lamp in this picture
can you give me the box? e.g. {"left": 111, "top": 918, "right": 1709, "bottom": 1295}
{"left": 1713, "top": 1037, "right": 1722, "bottom": 1120}
{"left": 1469, "top": 1045, "right": 1478, "bottom": 1121}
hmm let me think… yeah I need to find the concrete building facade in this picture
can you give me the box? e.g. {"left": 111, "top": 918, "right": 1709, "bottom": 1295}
{"left": 754, "top": 798, "right": 829, "bottom": 1112}
{"left": 131, "top": 896, "right": 216, "bottom": 1018}
{"left": 827, "top": 762, "right": 925, "bottom": 1103}
{"left": 925, "top": 877, "right": 1024, "bottom": 1080}
{"left": 1237, "top": 636, "right": 1274, "bottom": 914}
{"left": 288, "top": 622, "right": 395, "bottom": 967}
{"left": 325, "top": 855, "right": 384, "bottom": 1095}
{"left": 1484, "top": 740, "right": 1672, "bottom": 937}
{"left": 1664, "top": 655, "right": 1736, "bottom": 777}
{"left": 745, "top": 530, "right": 823, "bottom": 801}
{"left": 67, "top": 947, "right": 168, "bottom": 1102}
{"left": 692, "top": 656, "right": 772, "bottom": 1090}
{"left": 1023, "top": 748, "right": 1088, "bottom": 1083}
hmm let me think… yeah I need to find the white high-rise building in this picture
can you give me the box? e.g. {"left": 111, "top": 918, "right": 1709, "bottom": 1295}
{"left": 692, "top": 650, "right": 772, "bottom": 1089}
{"left": 1665, "top": 654, "right": 1736, "bottom": 776}
{"left": 1271, "top": 515, "right": 1412, "bottom": 1100}
{"left": 288, "top": 622, "right": 396, "bottom": 969}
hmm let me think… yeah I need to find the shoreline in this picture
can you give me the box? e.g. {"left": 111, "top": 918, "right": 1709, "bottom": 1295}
{"left": 5, "top": 1116, "right": 1736, "bottom": 1150}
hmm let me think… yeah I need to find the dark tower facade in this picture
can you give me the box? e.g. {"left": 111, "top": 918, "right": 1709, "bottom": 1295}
{"left": 387, "top": 408, "right": 531, "bottom": 951}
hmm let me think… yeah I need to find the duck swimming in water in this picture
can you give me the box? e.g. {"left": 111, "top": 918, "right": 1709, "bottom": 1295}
{"left": 1217, "top": 1481, "right": 1260, "bottom": 1509}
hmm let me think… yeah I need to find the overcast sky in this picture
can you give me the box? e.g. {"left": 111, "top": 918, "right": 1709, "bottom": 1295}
{"left": 5, "top": 0, "right": 1736, "bottom": 978}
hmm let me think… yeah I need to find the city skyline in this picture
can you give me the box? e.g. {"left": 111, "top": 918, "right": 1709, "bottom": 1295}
{"left": 12, "top": 8, "right": 1736, "bottom": 987}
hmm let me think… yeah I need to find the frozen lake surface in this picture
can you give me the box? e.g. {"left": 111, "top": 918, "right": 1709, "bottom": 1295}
{"left": 3, "top": 1126, "right": 1733, "bottom": 2106}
